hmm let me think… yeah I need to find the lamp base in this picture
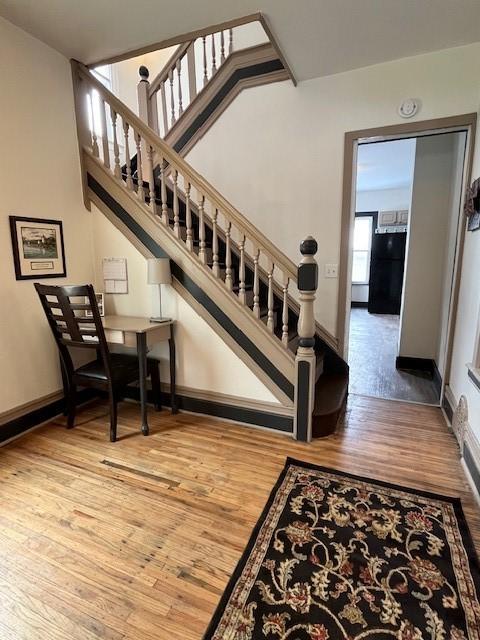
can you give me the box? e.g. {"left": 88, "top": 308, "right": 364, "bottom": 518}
{"left": 149, "top": 316, "right": 172, "bottom": 324}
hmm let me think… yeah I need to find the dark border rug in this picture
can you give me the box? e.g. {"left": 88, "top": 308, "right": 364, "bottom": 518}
{"left": 204, "top": 457, "right": 480, "bottom": 639}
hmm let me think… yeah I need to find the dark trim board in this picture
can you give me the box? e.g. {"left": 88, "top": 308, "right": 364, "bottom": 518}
{"left": 0, "top": 389, "right": 97, "bottom": 445}
{"left": 295, "top": 361, "right": 310, "bottom": 442}
{"left": 396, "top": 356, "right": 435, "bottom": 375}
{"left": 123, "top": 387, "right": 293, "bottom": 432}
{"left": 443, "top": 391, "right": 454, "bottom": 423}
{"left": 468, "top": 367, "right": 480, "bottom": 391}
{"left": 87, "top": 174, "right": 294, "bottom": 400}
{"left": 464, "top": 444, "right": 480, "bottom": 497}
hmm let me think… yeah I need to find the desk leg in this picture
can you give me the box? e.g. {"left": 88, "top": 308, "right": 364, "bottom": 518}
{"left": 169, "top": 325, "right": 178, "bottom": 414}
{"left": 137, "top": 332, "right": 149, "bottom": 435}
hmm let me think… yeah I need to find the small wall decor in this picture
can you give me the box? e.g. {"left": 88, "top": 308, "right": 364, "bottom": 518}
{"left": 465, "top": 177, "right": 480, "bottom": 232}
{"left": 398, "top": 98, "right": 419, "bottom": 119}
{"left": 85, "top": 293, "right": 105, "bottom": 317}
{"left": 9, "top": 216, "right": 66, "bottom": 280}
{"left": 102, "top": 257, "right": 128, "bottom": 294}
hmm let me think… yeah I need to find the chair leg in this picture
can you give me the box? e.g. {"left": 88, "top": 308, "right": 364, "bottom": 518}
{"left": 109, "top": 391, "right": 118, "bottom": 443}
{"left": 66, "top": 384, "right": 77, "bottom": 429}
{"left": 150, "top": 361, "right": 162, "bottom": 411}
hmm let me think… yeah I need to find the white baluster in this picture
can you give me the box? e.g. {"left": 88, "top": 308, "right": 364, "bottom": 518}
{"left": 173, "top": 169, "right": 180, "bottom": 237}
{"left": 146, "top": 145, "right": 156, "bottom": 214}
{"left": 225, "top": 222, "right": 233, "bottom": 290}
{"left": 253, "top": 246, "right": 260, "bottom": 318}
{"left": 198, "top": 196, "right": 207, "bottom": 263}
{"left": 282, "top": 275, "right": 290, "bottom": 347}
{"left": 169, "top": 69, "right": 176, "bottom": 126}
{"left": 110, "top": 107, "right": 121, "bottom": 179}
{"left": 202, "top": 36, "right": 208, "bottom": 86}
{"left": 220, "top": 31, "right": 226, "bottom": 64}
{"left": 229, "top": 28, "right": 233, "bottom": 55}
{"left": 122, "top": 120, "right": 133, "bottom": 190}
{"left": 176, "top": 58, "right": 183, "bottom": 116}
{"left": 238, "top": 235, "right": 246, "bottom": 304}
{"left": 160, "top": 160, "right": 169, "bottom": 225}
{"left": 89, "top": 92, "right": 99, "bottom": 157}
{"left": 212, "top": 208, "right": 220, "bottom": 278}
{"left": 185, "top": 182, "right": 193, "bottom": 251}
{"left": 211, "top": 33, "right": 217, "bottom": 74}
{"left": 135, "top": 131, "right": 145, "bottom": 202}
{"left": 99, "top": 98, "right": 110, "bottom": 168}
{"left": 267, "top": 261, "right": 275, "bottom": 332}
{"left": 160, "top": 82, "right": 168, "bottom": 134}
{"left": 187, "top": 43, "right": 197, "bottom": 101}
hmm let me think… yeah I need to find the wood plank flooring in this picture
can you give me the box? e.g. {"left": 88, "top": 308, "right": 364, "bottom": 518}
{"left": 0, "top": 395, "right": 478, "bottom": 639}
{"left": 349, "top": 307, "right": 440, "bottom": 403}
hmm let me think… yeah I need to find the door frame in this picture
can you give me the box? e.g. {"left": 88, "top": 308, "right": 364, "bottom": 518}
{"left": 337, "top": 113, "right": 477, "bottom": 396}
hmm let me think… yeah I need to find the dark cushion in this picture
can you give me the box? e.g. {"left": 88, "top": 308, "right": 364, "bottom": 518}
{"left": 74, "top": 353, "right": 157, "bottom": 384}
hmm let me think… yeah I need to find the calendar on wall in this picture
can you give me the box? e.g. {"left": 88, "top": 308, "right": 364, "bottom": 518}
{"left": 103, "top": 257, "right": 128, "bottom": 294}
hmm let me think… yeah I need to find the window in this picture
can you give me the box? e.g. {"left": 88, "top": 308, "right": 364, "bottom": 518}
{"left": 352, "top": 216, "right": 373, "bottom": 284}
{"left": 87, "top": 66, "right": 113, "bottom": 138}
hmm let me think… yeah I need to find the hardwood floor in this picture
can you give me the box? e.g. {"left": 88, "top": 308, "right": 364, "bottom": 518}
{"left": 349, "top": 307, "right": 440, "bottom": 404}
{"left": 0, "top": 395, "right": 478, "bottom": 639}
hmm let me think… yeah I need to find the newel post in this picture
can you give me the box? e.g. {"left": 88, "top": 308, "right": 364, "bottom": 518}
{"left": 293, "top": 236, "right": 318, "bottom": 442}
{"left": 137, "top": 66, "right": 158, "bottom": 134}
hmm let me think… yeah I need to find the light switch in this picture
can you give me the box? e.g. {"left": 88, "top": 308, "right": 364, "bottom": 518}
{"left": 325, "top": 263, "right": 338, "bottom": 278}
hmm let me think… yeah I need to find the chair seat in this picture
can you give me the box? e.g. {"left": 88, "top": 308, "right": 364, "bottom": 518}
{"left": 75, "top": 353, "right": 156, "bottom": 385}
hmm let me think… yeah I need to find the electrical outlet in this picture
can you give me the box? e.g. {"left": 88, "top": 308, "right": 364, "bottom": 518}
{"left": 325, "top": 263, "right": 338, "bottom": 278}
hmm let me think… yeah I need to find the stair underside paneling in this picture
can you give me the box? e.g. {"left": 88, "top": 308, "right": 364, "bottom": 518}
{"left": 86, "top": 155, "right": 296, "bottom": 405}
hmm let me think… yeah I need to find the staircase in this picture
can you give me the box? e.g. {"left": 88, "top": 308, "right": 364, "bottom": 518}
{"left": 71, "top": 30, "right": 348, "bottom": 441}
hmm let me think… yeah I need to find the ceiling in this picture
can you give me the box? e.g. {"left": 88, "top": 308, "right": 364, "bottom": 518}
{"left": 356, "top": 139, "right": 416, "bottom": 192}
{"left": 1, "top": 0, "right": 480, "bottom": 81}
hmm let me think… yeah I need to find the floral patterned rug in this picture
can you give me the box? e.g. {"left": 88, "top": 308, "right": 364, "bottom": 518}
{"left": 203, "top": 458, "right": 480, "bottom": 640}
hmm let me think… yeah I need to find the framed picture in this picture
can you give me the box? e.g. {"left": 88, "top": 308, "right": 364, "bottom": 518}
{"left": 85, "top": 293, "right": 105, "bottom": 317}
{"left": 9, "top": 216, "right": 66, "bottom": 280}
{"left": 468, "top": 209, "right": 480, "bottom": 232}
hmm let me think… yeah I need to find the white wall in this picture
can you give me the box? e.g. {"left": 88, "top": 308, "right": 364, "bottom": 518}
{"left": 112, "top": 47, "right": 177, "bottom": 115}
{"left": 399, "top": 133, "right": 462, "bottom": 364}
{"left": 356, "top": 186, "right": 413, "bottom": 213}
{"left": 437, "top": 132, "right": 467, "bottom": 375}
{"left": 185, "top": 43, "right": 480, "bottom": 336}
{"left": 91, "top": 208, "right": 280, "bottom": 403}
{"left": 449, "top": 122, "right": 480, "bottom": 442}
{"left": 0, "top": 17, "right": 95, "bottom": 416}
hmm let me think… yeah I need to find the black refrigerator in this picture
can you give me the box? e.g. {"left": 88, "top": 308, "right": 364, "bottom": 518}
{"left": 368, "top": 231, "right": 407, "bottom": 315}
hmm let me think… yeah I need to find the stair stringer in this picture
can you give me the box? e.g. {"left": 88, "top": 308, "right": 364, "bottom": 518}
{"left": 85, "top": 152, "right": 295, "bottom": 406}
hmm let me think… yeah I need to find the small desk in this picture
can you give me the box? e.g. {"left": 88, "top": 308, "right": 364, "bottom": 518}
{"left": 102, "top": 316, "right": 177, "bottom": 435}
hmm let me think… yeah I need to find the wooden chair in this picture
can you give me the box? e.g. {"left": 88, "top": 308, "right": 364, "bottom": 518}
{"left": 34, "top": 283, "right": 161, "bottom": 442}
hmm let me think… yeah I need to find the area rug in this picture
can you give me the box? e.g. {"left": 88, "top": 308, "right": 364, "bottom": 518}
{"left": 203, "top": 458, "right": 480, "bottom": 640}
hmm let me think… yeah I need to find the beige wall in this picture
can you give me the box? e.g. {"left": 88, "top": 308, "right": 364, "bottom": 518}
{"left": 185, "top": 42, "right": 480, "bottom": 336}
{"left": 0, "top": 17, "right": 95, "bottom": 416}
{"left": 91, "top": 208, "right": 280, "bottom": 403}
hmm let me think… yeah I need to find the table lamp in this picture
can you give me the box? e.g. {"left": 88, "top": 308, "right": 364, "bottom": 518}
{"left": 147, "top": 258, "right": 172, "bottom": 323}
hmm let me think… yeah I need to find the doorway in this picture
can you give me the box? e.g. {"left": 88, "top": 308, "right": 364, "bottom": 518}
{"left": 339, "top": 115, "right": 476, "bottom": 405}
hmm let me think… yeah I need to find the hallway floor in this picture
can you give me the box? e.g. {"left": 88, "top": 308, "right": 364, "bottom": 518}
{"left": 0, "top": 395, "right": 477, "bottom": 639}
{"left": 348, "top": 307, "right": 440, "bottom": 404}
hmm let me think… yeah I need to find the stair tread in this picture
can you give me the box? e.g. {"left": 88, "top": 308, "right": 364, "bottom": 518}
{"left": 313, "top": 372, "right": 348, "bottom": 417}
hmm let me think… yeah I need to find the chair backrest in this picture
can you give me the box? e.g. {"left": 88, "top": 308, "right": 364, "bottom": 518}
{"left": 34, "top": 283, "right": 112, "bottom": 381}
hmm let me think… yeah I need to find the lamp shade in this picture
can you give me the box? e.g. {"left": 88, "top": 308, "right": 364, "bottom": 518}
{"left": 147, "top": 258, "right": 171, "bottom": 285}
